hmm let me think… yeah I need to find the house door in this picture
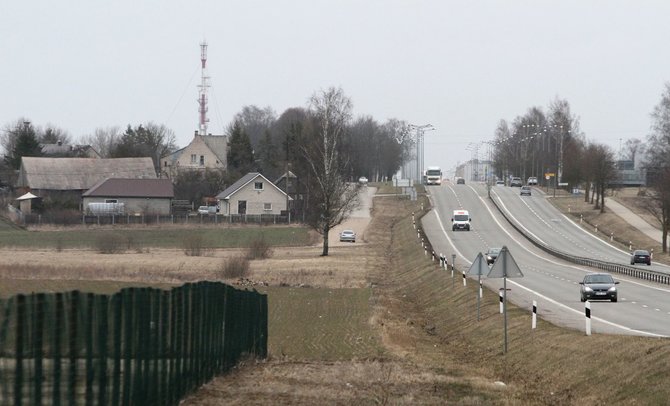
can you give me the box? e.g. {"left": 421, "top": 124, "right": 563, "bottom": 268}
{"left": 238, "top": 200, "right": 247, "bottom": 215}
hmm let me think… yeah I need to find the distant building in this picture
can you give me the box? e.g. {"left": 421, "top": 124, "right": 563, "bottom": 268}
{"left": 216, "top": 172, "right": 290, "bottom": 215}
{"left": 82, "top": 178, "right": 174, "bottom": 215}
{"left": 16, "top": 157, "right": 157, "bottom": 204}
{"left": 41, "top": 141, "right": 101, "bottom": 158}
{"left": 160, "top": 131, "right": 228, "bottom": 178}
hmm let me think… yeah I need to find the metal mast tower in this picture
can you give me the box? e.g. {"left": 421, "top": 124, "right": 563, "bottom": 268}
{"left": 198, "top": 41, "right": 210, "bottom": 135}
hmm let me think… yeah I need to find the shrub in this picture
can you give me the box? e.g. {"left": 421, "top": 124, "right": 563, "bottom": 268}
{"left": 183, "top": 235, "right": 204, "bottom": 257}
{"left": 246, "top": 235, "right": 273, "bottom": 259}
{"left": 219, "top": 256, "right": 250, "bottom": 279}
{"left": 94, "top": 232, "right": 125, "bottom": 254}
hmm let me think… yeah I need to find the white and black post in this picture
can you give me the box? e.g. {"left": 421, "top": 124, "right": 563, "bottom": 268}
{"left": 532, "top": 300, "right": 537, "bottom": 329}
{"left": 585, "top": 301, "right": 591, "bottom": 336}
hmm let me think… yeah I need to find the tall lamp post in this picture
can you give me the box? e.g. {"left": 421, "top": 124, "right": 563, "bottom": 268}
{"left": 409, "top": 123, "right": 434, "bottom": 184}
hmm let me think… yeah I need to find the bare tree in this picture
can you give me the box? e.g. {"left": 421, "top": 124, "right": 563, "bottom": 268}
{"left": 644, "top": 82, "right": 670, "bottom": 252}
{"left": 302, "top": 87, "right": 359, "bottom": 256}
{"left": 589, "top": 143, "right": 618, "bottom": 213}
{"left": 624, "top": 138, "right": 645, "bottom": 163}
{"left": 80, "top": 126, "right": 122, "bottom": 158}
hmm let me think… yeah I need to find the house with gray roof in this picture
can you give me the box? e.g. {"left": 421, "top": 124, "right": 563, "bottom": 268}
{"left": 216, "top": 172, "right": 290, "bottom": 215}
{"left": 160, "top": 131, "right": 228, "bottom": 178}
{"left": 17, "top": 157, "right": 157, "bottom": 206}
{"left": 82, "top": 178, "right": 174, "bottom": 215}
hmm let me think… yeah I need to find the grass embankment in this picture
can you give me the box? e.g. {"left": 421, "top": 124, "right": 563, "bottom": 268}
{"left": 0, "top": 226, "right": 311, "bottom": 250}
{"left": 549, "top": 191, "right": 669, "bottom": 264}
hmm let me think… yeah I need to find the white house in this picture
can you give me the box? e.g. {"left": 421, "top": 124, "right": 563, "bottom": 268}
{"left": 216, "top": 173, "right": 290, "bottom": 215}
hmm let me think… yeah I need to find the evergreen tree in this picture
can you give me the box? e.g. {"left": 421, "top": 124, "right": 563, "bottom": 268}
{"left": 6, "top": 122, "right": 42, "bottom": 169}
{"left": 226, "top": 121, "right": 254, "bottom": 175}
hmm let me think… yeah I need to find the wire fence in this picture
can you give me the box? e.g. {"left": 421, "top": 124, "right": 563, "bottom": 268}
{"left": 0, "top": 281, "right": 267, "bottom": 405}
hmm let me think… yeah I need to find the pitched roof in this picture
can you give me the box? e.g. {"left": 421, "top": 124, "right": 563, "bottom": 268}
{"left": 216, "top": 172, "right": 290, "bottom": 200}
{"left": 18, "top": 157, "right": 157, "bottom": 190}
{"left": 83, "top": 178, "right": 174, "bottom": 198}
{"left": 162, "top": 134, "right": 227, "bottom": 164}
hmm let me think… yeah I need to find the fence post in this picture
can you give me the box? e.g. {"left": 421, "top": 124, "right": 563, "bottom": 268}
{"left": 97, "top": 295, "right": 109, "bottom": 406}
{"left": 68, "top": 291, "right": 80, "bottom": 406}
{"left": 33, "top": 293, "right": 46, "bottom": 405}
{"left": 15, "top": 295, "right": 26, "bottom": 406}
{"left": 53, "top": 293, "right": 64, "bottom": 406}
{"left": 85, "top": 293, "right": 95, "bottom": 405}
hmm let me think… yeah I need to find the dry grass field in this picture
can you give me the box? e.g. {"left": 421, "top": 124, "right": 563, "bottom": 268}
{"left": 2, "top": 185, "right": 670, "bottom": 404}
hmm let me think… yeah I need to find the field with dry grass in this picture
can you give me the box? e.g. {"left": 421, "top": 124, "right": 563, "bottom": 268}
{"left": 2, "top": 185, "right": 670, "bottom": 404}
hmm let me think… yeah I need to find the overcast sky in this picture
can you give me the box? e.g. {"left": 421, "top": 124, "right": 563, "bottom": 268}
{"left": 2, "top": 1, "right": 669, "bottom": 173}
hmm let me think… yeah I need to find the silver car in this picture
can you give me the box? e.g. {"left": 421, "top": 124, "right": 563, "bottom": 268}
{"left": 580, "top": 273, "right": 619, "bottom": 302}
{"left": 339, "top": 229, "right": 356, "bottom": 243}
{"left": 520, "top": 186, "right": 531, "bottom": 196}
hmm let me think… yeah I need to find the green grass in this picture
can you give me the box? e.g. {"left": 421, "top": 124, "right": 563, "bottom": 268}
{"left": 0, "top": 226, "right": 311, "bottom": 249}
{"left": 0, "top": 279, "right": 177, "bottom": 297}
{"left": 259, "top": 286, "right": 384, "bottom": 361}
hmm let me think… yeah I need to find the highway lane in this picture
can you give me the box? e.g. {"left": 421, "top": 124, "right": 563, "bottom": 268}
{"left": 489, "top": 184, "right": 670, "bottom": 274}
{"left": 421, "top": 182, "right": 670, "bottom": 337}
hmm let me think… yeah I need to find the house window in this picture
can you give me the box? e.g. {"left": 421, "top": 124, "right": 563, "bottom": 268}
{"left": 200, "top": 155, "right": 205, "bottom": 166}
{"left": 190, "top": 154, "right": 196, "bottom": 164}
{"left": 105, "top": 199, "right": 118, "bottom": 203}
{"left": 264, "top": 203, "right": 272, "bottom": 211}
{"left": 254, "top": 182, "right": 263, "bottom": 190}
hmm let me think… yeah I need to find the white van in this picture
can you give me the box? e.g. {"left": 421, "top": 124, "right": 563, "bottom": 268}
{"left": 451, "top": 210, "right": 471, "bottom": 231}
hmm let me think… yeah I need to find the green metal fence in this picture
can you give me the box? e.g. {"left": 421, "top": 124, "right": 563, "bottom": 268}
{"left": 0, "top": 281, "right": 268, "bottom": 405}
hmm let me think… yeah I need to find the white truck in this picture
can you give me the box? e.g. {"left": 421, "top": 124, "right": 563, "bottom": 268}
{"left": 451, "top": 209, "right": 471, "bottom": 231}
{"left": 425, "top": 166, "right": 442, "bottom": 185}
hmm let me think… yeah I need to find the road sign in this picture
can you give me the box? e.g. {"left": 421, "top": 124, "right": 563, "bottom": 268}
{"left": 558, "top": 182, "right": 569, "bottom": 186}
{"left": 467, "top": 252, "right": 488, "bottom": 276}
{"left": 487, "top": 246, "right": 524, "bottom": 279}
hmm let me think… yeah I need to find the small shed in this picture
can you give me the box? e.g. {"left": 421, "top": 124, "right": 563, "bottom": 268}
{"left": 16, "top": 192, "right": 40, "bottom": 214}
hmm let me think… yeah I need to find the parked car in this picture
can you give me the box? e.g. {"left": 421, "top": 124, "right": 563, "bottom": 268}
{"left": 630, "top": 249, "right": 651, "bottom": 265}
{"left": 527, "top": 176, "right": 538, "bottom": 185}
{"left": 485, "top": 247, "right": 501, "bottom": 265}
{"left": 339, "top": 229, "right": 356, "bottom": 242}
{"left": 358, "top": 176, "right": 368, "bottom": 185}
{"left": 580, "top": 273, "right": 619, "bottom": 302}
{"left": 510, "top": 177, "right": 522, "bottom": 187}
{"left": 197, "top": 206, "right": 217, "bottom": 215}
{"left": 456, "top": 177, "right": 465, "bottom": 184}
{"left": 520, "top": 186, "right": 532, "bottom": 196}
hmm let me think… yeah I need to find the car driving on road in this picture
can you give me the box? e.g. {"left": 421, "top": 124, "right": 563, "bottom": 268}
{"left": 485, "top": 248, "right": 501, "bottom": 265}
{"left": 456, "top": 177, "right": 465, "bottom": 184}
{"left": 527, "top": 176, "right": 538, "bottom": 185}
{"left": 520, "top": 185, "right": 532, "bottom": 196}
{"left": 630, "top": 249, "right": 651, "bottom": 265}
{"left": 510, "top": 177, "right": 522, "bottom": 187}
{"left": 339, "top": 229, "right": 356, "bottom": 242}
{"left": 580, "top": 273, "right": 619, "bottom": 302}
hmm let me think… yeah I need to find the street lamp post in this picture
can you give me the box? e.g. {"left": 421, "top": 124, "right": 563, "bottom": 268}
{"left": 409, "top": 123, "right": 434, "bottom": 184}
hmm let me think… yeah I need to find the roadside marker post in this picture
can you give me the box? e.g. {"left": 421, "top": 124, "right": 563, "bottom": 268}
{"left": 462, "top": 270, "right": 467, "bottom": 286}
{"left": 451, "top": 254, "right": 456, "bottom": 288}
{"left": 532, "top": 300, "right": 537, "bottom": 329}
{"left": 498, "top": 290, "right": 503, "bottom": 314}
{"left": 585, "top": 301, "right": 592, "bottom": 336}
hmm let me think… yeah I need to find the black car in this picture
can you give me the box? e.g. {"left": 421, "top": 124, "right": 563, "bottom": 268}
{"left": 580, "top": 273, "right": 619, "bottom": 302}
{"left": 485, "top": 248, "right": 501, "bottom": 265}
{"left": 630, "top": 249, "right": 651, "bottom": 265}
{"left": 456, "top": 178, "right": 465, "bottom": 184}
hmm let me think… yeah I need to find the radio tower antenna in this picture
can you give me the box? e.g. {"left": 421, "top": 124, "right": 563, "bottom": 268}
{"left": 198, "top": 41, "right": 210, "bottom": 135}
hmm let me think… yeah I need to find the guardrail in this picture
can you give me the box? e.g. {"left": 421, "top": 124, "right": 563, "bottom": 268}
{"left": 489, "top": 194, "right": 670, "bottom": 286}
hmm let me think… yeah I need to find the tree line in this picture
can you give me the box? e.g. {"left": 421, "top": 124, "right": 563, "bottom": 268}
{"left": 1, "top": 88, "right": 411, "bottom": 255}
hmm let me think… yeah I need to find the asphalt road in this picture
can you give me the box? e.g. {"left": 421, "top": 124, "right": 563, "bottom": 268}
{"left": 421, "top": 182, "right": 670, "bottom": 337}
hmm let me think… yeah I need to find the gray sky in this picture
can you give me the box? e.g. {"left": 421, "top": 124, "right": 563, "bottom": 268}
{"left": 2, "top": 1, "right": 669, "bottom": 173}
